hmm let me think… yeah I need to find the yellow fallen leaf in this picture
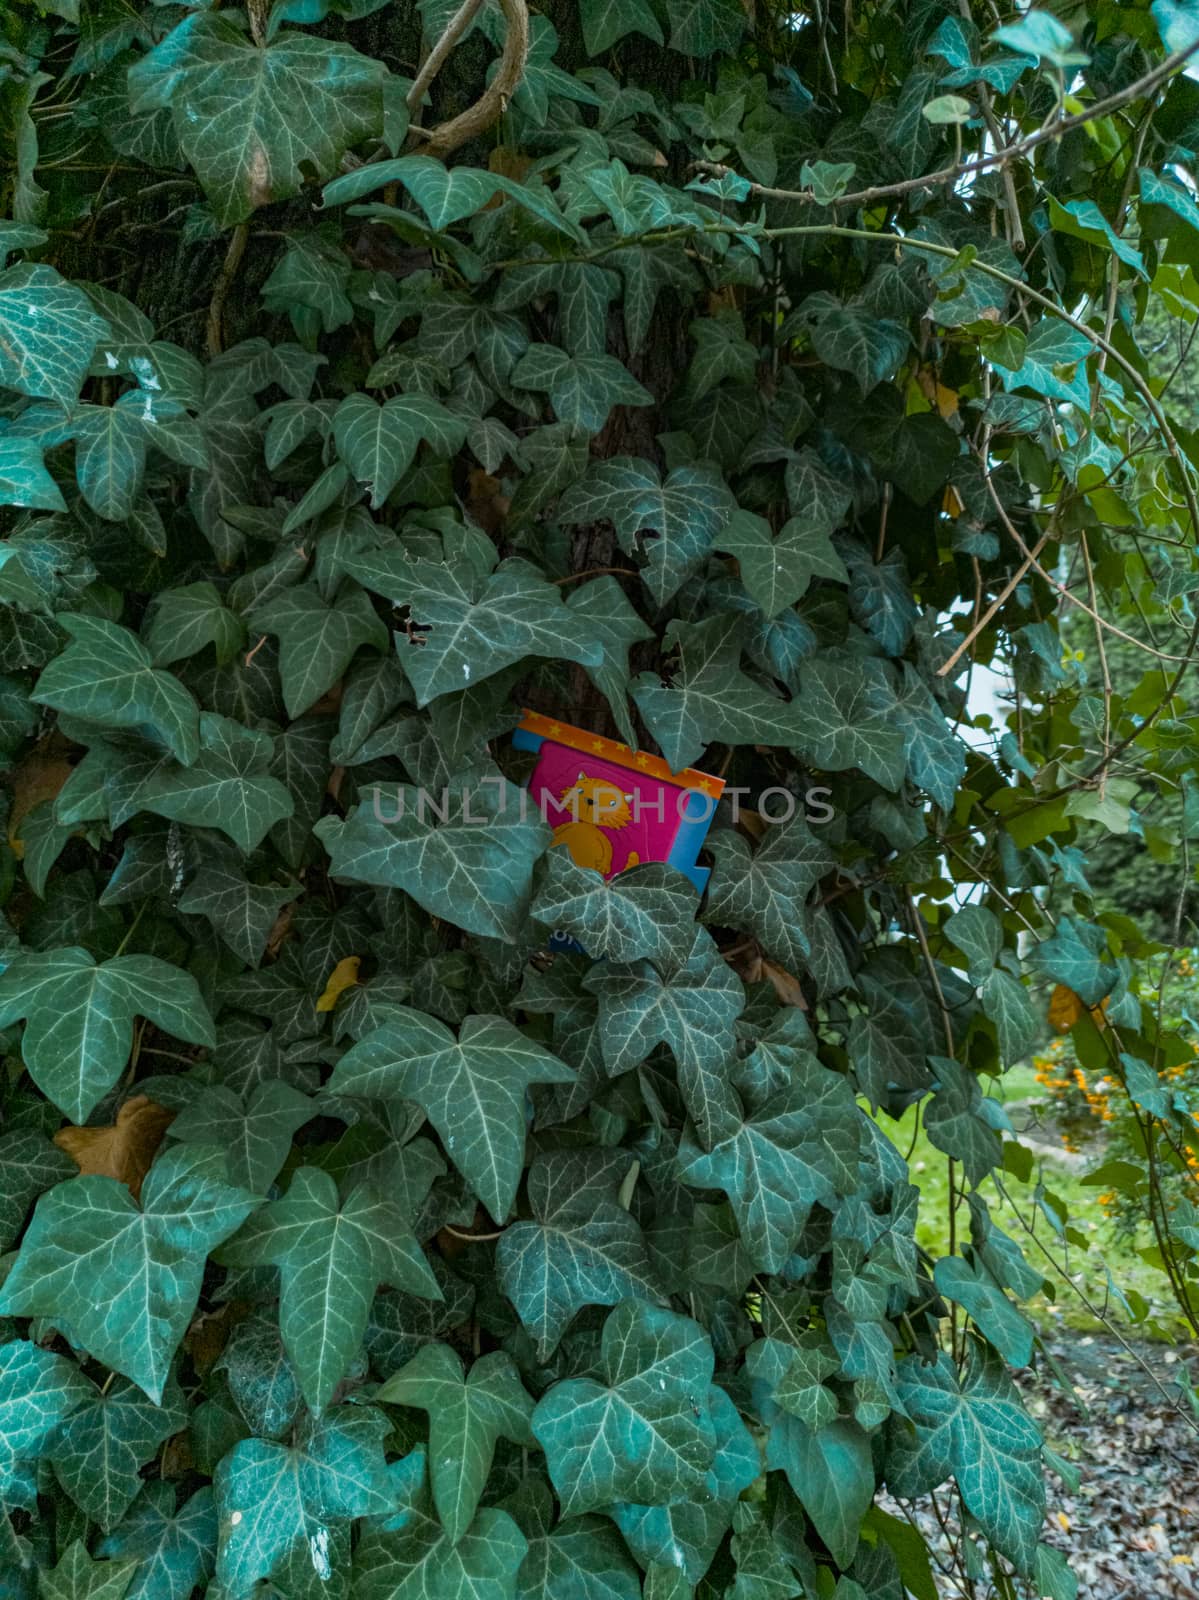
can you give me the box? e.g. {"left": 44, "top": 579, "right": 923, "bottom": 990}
{"left": 54, "top": 1095, "right": 174, "bottom": 1200}
{"left": 1056, "top": 1511, "right": 1070, "bottom": 1532}
{"left": 1048, "top": 984, "right": 1084, "bottom": 1032}
{"left": 915, "top": 366, "right": 959, "bottom": 418}
{"left": 316, "top": 955, "right": 361, "bottom": 1012}
{"left": 934, "top": 381, "right": 959, "bottom": 418}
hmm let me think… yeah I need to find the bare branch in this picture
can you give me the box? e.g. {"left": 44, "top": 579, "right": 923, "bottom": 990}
{"left": 693, "top": 37, "right": 1199, "bottom": 214}
{"left": 415, "top": 0, "right": 529, "bottom": 161}
{"left": 406, "top": 0, "right": 485, "bottom": 117}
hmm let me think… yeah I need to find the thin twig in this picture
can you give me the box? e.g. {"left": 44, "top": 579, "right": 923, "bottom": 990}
{"left": 406, "top": 0, "right": 485, "bottom": 115}
{"left": 206, "top": 222, "right": 249, "bottom": 360}
{"left": 994, "top": 1173, "right": 1199, "bottom": 1430}
{"left": 1079, "top": 530, "right": 1113, "bottom": 784}
{"left": 981, "top": 471, "right": 1194, "bottom": 664}
{"left": 550, "top": 566, "right": 639, "bottom": 585}
{"left": 416, "top": 0, "right": 529, "bottom": 160}
{"left": 958, "top": 0, "right": 1023, "bottom": 251}
{"left": 939, "top": 529, "right": 1051, "bottom": 678}
{"left": 692, "top": 36, "right": 1199, "bottom": 214}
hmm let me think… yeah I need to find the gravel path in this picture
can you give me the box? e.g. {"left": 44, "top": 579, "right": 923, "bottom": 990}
{"left": 886, "top": 1335, "right": 1199, "bottom": 1596}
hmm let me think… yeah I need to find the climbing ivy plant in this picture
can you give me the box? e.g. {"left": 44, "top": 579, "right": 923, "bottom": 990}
{"left": 2, "top": 0, "right": 1199, "bottom": 1595}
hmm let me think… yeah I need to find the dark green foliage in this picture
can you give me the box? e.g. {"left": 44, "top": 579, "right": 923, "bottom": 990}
{"left": 1, "top": 0, "right": 1199, "bottom": 1596}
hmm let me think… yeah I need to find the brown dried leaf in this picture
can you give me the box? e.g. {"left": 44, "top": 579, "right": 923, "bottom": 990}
{"left": 54, "top": 1094, "right": 174, "bottom": 1200}
{"left": 757, "top": 955, "right": 807, "bottom": 1008}
{"left": 488, "top": 146, "right": 532, "bottom": 187}
{"left": 160, "top": 1432, "right": 193, "bottom": 1480}
{"left": 466, "top": 467, "right": 510, "bottom": 535}
{"left": 185, "top": 1300, "right": 251, "bottom": 1375}
{"left": 7, "top": 752, "right": 74, "bottom": 858}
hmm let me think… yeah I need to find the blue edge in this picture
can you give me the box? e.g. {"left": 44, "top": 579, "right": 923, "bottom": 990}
{"left": 513, "top": 726, "right": 717, "bottom": 894}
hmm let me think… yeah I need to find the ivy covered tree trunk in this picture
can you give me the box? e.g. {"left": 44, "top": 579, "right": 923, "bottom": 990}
{"left": 1, "top": 0, "right": 1199, "bottom": 1596}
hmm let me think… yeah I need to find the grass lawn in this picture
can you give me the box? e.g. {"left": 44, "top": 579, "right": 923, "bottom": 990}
{"left": 873, "top": 1076, "right": 1191, "bottom": 1342}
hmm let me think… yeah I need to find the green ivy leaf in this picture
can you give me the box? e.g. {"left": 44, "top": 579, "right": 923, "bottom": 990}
{"left": 1048, "top": 198, "right": 1146, "bottom": 276}
{"left": 943, "top": 905, "right": 1002, "bottom": 984}
{"left": 144, "top": 583, "right": 243, "bottom": 668}
{"left": 251, "top": 584, "right": 388, "bottom": 717}
{"left": 169, "top": 1079, "right": 313, "bottom": 1192}
{"left": 764, "top": 1416, "right": 874, "bottom": 1569}
{"left": 587, "top": 926, "right": 745, "bottom": 1147}
{"left": 323, "top": 153, "right": 581, "bottom": 241}
{"left": 48, "top": 1374, "right": 187, "bottom": 1532}
{"left": 746, "top": 1334, "right": 839, "bottom": 1429}
{"left": 531, "top": 855, "right": 699, "bottom": 967}
{"left": 0, "top": 433, "right": 68, "bottom": 512}
{"left": 0, "top": 264, "right": 109, "bottom": 409}
{"left": 329, "top": 1007, "right": 575, "bottom": 1220}
{"left": 129, "top": 14, "right": 385, "bottom": 226}
{"left": 932, "top": 1257, "right": 1033, "bottom": 1368}
{"left": 0, "top": 1128, "right": 74, "bottom": 1250}
{"left": 848, "top": 969, "right": 933, "bottom": 1104}
{"left": 137, "top": 714, "right": 294, "bottom": 853}
{"left": 842, "top": 543, "right": 917, "bottom": 657}
{"left": 0, "top": 946, "right": 215, "bottom": 1121}
{"left": 610, "top": 1385, "right": 758, "bottom": 1582}
{"left": 664, "top": 0, "right": 746, "bottom": 57}
{"left": 0, "top": 1339, "right": 92, "bottom": 1508}
{"left": 377, "top": 1344, "right": 533, "bottom": 1543}
{"left": 96, "top": 1484, "right": 217, "bottom": 1600}
{"left": 923, "top": 1057, "right": 1004, "bottom": 1186}
{"left": 564, "top": 577, "right": 654, "bottom": 747}
{"left": 316, "top": 773, "right": 550, "bottom": 942}
{"left": 341, "top": 549, "right": 603, "bottom": 706}
{"left": 532, "top": 1301, "right": 717, "bottom": 1516}
{"left": 677, "top": 1059, "right": 861, "bottom": 1270}
{"left": 222, "top": 1165, "right": 440, "bottom": 1413}
{"left": 716, "top": 510, "right": 847, "bottom": 618}
{"left": 793, "top": 656, "right": 907, "bottom": 790}
{"left": 559, "top": 458, "right": 732, "bottom": 606}
{"left": 727, "top": 1501, "right": 806, "bottom": 1600}
{"left": 580, "top": 0, "right": 664, "bottom": 52}
{"left": 38, "top": 1543, "right": 137, "bottom": 1600}
{"left": 176, "top": 844, "right": 297, "bottom": 967}
{"left": 0, "top": 1148, "right": 256, "bottom": 1402}
{"left": 332, "top": 392, "right": 467, "bottom": 509}
{"left": 353, "top": 1455, "right": 528, "bottom": 1600}
{"left": 890, "top": 1342, "right": 1045, "bottom": 1574}
{"left": 214, "top": 1407, "right": 392, "bottom": 1594}
{"left": 1027, "top": 917, "right": 1114, "bottom": 1007}
{"left": 497, "top": 1150, "right": 661, "bottom": 1359}
{"left": 992, "top": 320, "right": 1091, "bottom": 410}
{"left": 980, "top": 969, "right": 1039, "bottom": 1063}
{"left": 70, "top": 394, "right": 202, "bottom": 523}
{"left": 513, "top": 1478, "right": 642, "bottom": 1600}
{"left": 33, "top": 614, "right": 201, "bottom": 766}
{"left": 512, "top": 345, "right": 652, "bottom": 433}
{"left": 632, "top": 614, "right": 804, "bottom": 772}
{"left": 216, "top": 1316, "right": 302, "bottom": 1441}
{"left": 804, "top": 301, "right": 910, "bottom": 392}
{"left": 704, "top": 814, "right": 834, "bottom": 976}
{"left": 0, "top": 221, "right": 48, "bottom": 269}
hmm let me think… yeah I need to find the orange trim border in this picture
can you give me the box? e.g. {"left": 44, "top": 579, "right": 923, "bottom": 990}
{"left": 517, "top": 710, "right": 726, "bottom": 799}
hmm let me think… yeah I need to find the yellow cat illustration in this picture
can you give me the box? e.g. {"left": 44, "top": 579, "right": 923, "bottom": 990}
{"left": 551, "top": 772, "right": 641, "bottom": 876}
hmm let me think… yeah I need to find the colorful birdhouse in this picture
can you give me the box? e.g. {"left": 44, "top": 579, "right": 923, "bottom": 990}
{"left": 514, "top": 710, "right": 724, "bottom": 892}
